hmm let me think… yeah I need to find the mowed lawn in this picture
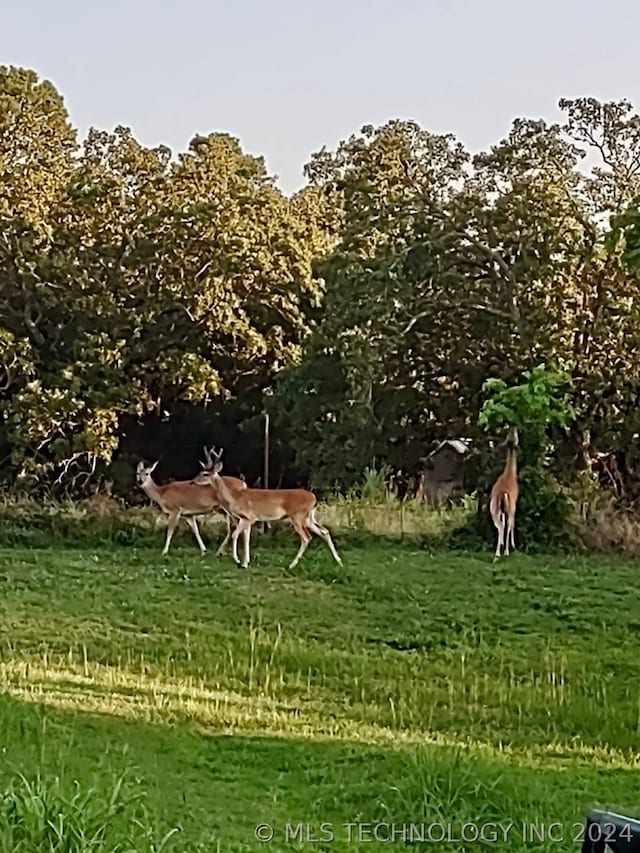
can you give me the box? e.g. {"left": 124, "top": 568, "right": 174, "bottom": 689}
{"left": 1, "top": 530, "right": 640, "bottom": 851}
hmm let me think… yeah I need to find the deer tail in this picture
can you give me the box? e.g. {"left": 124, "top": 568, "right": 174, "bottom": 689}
{"left": 498, "top": 492, "right": 510, "bottom": 523}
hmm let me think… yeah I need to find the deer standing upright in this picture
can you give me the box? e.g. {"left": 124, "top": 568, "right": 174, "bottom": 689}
{"left": 489, "top": 426, "right": 519, "bottom": 559}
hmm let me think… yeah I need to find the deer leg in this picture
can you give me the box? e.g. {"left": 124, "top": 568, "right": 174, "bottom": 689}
{"left": 307, "top": 510, "right": 342, "bottom": 565}
{"left": 491, "top": 509, "right": 504, "bottom": 561}
{"left": 216, "top": 510, "right": 232, "bottom": 556}
{"left": 289, "top": 517, "right": 312, "bottom": 569}
{"left": 185, "top": 516, "right": 206, "bottom": 555}
{"left": 509, "top": 512, "right": 516, "bottom": 551}
{"left": 240, "top": 521, "right": 252, "bottom": 569}
{"left": 162, "top": 510, "right": 181, "bottom": 556}
{"left": 231, "top": 519, "right": 242, "bottom": 563}
{"left": 230, "top": 518, "right": 245, "bottom": 565}
{"left": 503, "top": 514, "right": 511, "bottom": 556}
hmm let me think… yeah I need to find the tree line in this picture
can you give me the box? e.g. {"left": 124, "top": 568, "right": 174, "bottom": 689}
{"left": 2, "top": 65, "right": 640, "bottom": 504}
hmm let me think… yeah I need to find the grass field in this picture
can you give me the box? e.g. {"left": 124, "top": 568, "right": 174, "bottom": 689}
{"left": 1, "top": 518, "right": 640, "bottom": 851}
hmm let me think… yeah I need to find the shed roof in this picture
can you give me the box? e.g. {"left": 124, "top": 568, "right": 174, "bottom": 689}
{"left": 426, "top": 438, "right": 472, "bottom": 459}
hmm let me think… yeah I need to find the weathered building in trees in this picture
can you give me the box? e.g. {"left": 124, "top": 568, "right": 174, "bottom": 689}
{"left": 416, "top": 439, "right": 473, "bottom": 504}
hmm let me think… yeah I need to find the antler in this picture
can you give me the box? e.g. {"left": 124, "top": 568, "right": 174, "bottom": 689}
{"left": 200, "top": 445, "right": 224, "bottom": 470}
{"left": 201, "top": 446, "right": 212, "bottom": 470}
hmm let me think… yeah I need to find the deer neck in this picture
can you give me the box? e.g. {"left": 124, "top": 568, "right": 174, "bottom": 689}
{"left": 504, "top": 447, "right": 517, "bottom": 479}
{"left": 212, "top": 473, "right": 241, "bottom": 510}
{"left": 142, "top": 477, "right": 166, "bottom": 506}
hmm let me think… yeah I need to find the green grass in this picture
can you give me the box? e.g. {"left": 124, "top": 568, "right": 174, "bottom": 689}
{"left": 1, "top": 525, "right": 640, "bottom": 850}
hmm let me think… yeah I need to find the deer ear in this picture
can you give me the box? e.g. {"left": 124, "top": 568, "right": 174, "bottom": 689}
{"left": 149, "top": 460, "right": 159, "bottom": 472}
{"left": 214, "top": 460, "right": 223, "bottom": 474}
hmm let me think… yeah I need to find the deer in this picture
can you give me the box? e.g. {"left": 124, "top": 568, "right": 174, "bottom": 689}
{"left": 136, "top": 448, "right": 246, "bottom": 556}
{"left": 190, "top": 447, "right": 342, "bottom": 570}
{"left": 489, "top": 426, "right": 519, "bottom": 560}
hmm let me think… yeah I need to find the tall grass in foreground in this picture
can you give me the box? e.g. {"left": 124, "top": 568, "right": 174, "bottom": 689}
{"left": 0, "top": 769, "right": 179, "bottom": 853}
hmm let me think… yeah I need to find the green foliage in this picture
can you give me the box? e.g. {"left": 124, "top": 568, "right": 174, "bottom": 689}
{"left": 513, "top": 466, "right": 574, "bottom": 549}
{"left": 358, "top": 463, "right": 394, "bottom": 502}
{"left": 616, "top": 191, "right": 640, "bottom": 268}
{"left": 478, "top": 365, "right": 575, "bottom": 464}
{"left": 0, "top": 66, "right": 76, "bottom": 226}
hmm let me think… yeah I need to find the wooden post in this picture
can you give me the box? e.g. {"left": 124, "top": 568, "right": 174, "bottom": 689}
{"left": 263, "top": 412, "right": 270, "bottom": 490}
{"left": 263, "top": 413, "right": 270, "bottom": 534}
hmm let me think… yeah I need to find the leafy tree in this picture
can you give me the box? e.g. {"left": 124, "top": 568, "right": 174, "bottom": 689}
{"left": 560, "top": 96, "right": 640, "bottom": 215}
{"left": 276, "top": 100, "right": 640, "bottom": 497}
{"left": 0, "top": 70, "right": 323, "bottom": 493}
{"left": 271, "top": 121, "right": 472, "bottom": 490}
{"left": 0, "top": 66, "right": 76, "bottom": 226}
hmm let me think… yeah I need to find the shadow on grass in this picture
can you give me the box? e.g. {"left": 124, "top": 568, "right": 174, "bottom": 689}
{"left": 1, "top": 693, "right": 639, "bottom": 852}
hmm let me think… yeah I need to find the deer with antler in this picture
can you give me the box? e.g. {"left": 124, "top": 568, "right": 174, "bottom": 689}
{"left": 136, "top": 447, "right": 246, "bottom": 556}
{"left": 489, "top": 426, "right": 519, "bottom": 559}
{"left": 191, "top": 447, "right": 342, "bottom": 570}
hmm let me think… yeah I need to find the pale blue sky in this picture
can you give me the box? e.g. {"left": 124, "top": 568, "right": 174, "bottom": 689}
{"left": 2, "top": 0, "right": 637, "bottom": 194}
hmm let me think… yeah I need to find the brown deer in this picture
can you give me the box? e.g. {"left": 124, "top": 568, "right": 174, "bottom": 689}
{"left": 136, "top": 449, "right": 246, "bottom": 556}
{"left": 489, "top": 426, "right": 519, "bottom": 559}
{"left": 191, "top": 448, "right": 342, "bottom": 570}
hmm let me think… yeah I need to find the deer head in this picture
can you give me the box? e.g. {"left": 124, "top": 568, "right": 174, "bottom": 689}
{"left": 193, "top": 447, "right": 224, "bottom": 484}
{"left": 506, "top": 426, "right": 519, "bottom": 449}
{"left": 136, "top": 460, "right": 159, "bottom": 486}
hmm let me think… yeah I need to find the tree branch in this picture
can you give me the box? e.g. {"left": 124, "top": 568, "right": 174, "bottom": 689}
{"left": 430, "top": 209, "right": 522, "bottom": 335}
